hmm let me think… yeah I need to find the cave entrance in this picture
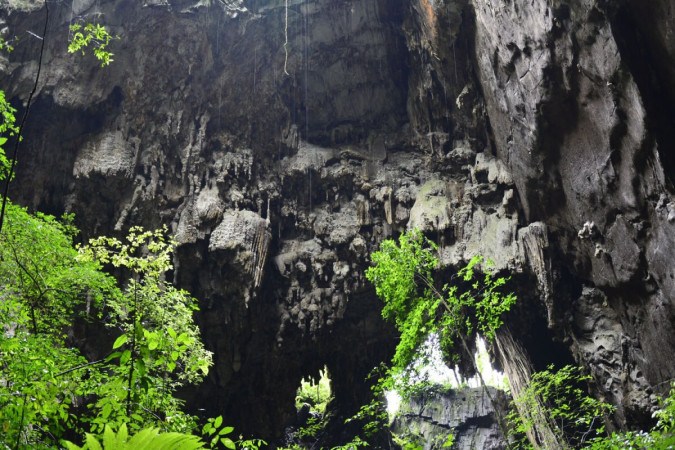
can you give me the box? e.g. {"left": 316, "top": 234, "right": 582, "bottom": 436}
{"left": 295, "top": 365, "right": 332, "bottom": 418}
{"left": 386, "top": 335, "right": 507, "bottom": 416}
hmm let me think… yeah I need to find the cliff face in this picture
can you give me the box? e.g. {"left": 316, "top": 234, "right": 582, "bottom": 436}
{"left": 472, "top": 0, "right": 675, "bottom": 429}
{"left": 391, "top": 386, "right": 508, "bottom": 450}
{"left": 2, "top": 0, "right": 675, "bottom": 441}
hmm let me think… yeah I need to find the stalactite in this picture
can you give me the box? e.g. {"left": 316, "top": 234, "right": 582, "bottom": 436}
{"left": 250, "top": 219, "right": 272, "bottom": 292}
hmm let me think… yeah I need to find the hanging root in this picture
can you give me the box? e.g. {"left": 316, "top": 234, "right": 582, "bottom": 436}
{"left": 283, "top": 0, "right": 290, "bottom": 75}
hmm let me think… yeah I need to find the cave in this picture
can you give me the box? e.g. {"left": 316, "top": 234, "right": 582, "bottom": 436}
{"left": 2, "top": 0, "right": 675, "bottom": 447}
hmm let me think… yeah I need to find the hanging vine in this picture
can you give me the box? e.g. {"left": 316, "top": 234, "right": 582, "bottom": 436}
{"left": 284, "top": 0, "right": 290, "bottom": 75}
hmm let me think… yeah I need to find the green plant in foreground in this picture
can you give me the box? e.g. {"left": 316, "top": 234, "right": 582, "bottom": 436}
{"left": 584, "top": 383, "right": 675, "bottom": 449}
{"left": 63, "top": 417, "right": 266, "bottom": 450}
{"left": 342, "top": 365, "right": 389, "bottom": 444}
{"left": 77, "top": 226, "right": 213, "bottom": 434}
{"left": 329, "top": 435, "right": 370, "bottom": 449}
{"left": 0, "top": 207, "right": 217, "bottom": 446}
{"left": 0, "top": 89, "right": 19, "bottom": 179}
{"left": 391, "top": 433, "right": 424, "bottom": 450}
{"left": 201, "top": 415, "right": 244, "bottom": 449}
{"left": 442, "top": 433, "right": 456, "bottom": 448}
{"left": 365, "top": 230, "right": 516, "bottom": 392}
{"left": 507, "top": 365, "right": 614, "bottom": 449}
{"left": 63, "top": 423, "right": 205, "bottom": 450}
{"left": 0, "top": 203, "right": 120, "bottom": 447}
{"left": 296, "top": 416, "right": 325, "bottom": 441}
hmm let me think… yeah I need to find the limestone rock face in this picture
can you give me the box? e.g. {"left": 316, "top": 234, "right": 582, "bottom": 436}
{"left": 2, "top": 0, "right": 675, "bottom": 441}
{"left": 391, "top": 387, "right": 508, "bottom": 450}
{"left": 472, "top": 0, "right": 675, "bottom": 427}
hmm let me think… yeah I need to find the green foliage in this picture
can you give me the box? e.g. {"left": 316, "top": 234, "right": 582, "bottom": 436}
{"left": 329, "top": 436, "right": 370, "bottom": 449}
{"left": 0, "top": 202, "right": 120, "bottom": 448}
{"left": 0, "top": 89, "right": 19, "bottom": 179}
{"left": 77, "top": 226, "right": 213, "bottom": 434}
{"left": 343, "top": 366, "right": 389, "bottom": 441}
{"left": 391, "top": 433, "right": 424, "bottom": 450}
{"left": 0, "top": 203, "right": 117, "bottom": 332}
{"left": 0, "top": 207, "right": 217, "bottom": 446}
{"left": 63, "top": 423, "right": 205, "bottom": 450}
{"left": 296, "top": 367, "right": 332, "bottom": 414}
{"left": 347, "top": 397, "right": 389, "bottom": 439}
{"left": 365, "top": 230, "right": 516, "bottom": 390}
{"left": 585, "top": 383, "right": 675, "bottom": 449}
{"left": 280, "top": 438, "right": 368, "bottom": 450}
{"left": 63, "top": 420, "right": 267, "bottom": 450}
{"left": 201, "top": 416, "right": 267, "bottom": 450}
{"left": 0, "top": 35, "right": 15, "bottom": 53}
{"left": 0, "top": 24, "right": 253, "bottom": 449}
{"left": 296, "top": 416, "right": 325, "bottom": 441}
{"left": 360, "top": 231, "right": 517, "bottom": 446}
{"left": 201, "top": 415, "right": 266, "bottom": 450}
{"left": 447, "top": 255, "right": 517, "bottom": 342}
{"left": 0, "top": 333, "right": 88, "bottom": 447}
{"left": 201, "top": 416, "right": 237, "bottom": 449}
{"left": 654, "top": 385, "right": 675, "bottom": 433}
{"left": 288, "top": 369, "right": 338, "bottom": 446}
{"left": 584, "top": 431, "right": 656, "bottom": 450}
{"left": 237, "top": 438, "right": 267, "bottom": 450}
{"left": 68, "top": 22, "right": 116, "bottom": 67}
{"left": 507, "top": 365, "right": 614, "bottom": 449}
{"left": 366, "top": 230, "right": 441, "bottom": 377}
{"left": 391, "top": 432, "right": 455, "bottom": 450}
{"left": 0, "top": 89, "right": 18, "bottom": 137}
{"left": 442, "top": 433, "right": 456, "bottom": 448}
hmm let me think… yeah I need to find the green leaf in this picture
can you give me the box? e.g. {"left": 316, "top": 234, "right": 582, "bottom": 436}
{"left": 105, "top": 351, "right": 122, "bottom": 362}
{"left": 102, "top": 425, "right": 116, "bottom": 449}
{"left": 84, "top": 433, "right": 104, "bottom": 450}
{"left": 221, "top": 437, "right": 236, "bottom": 449}
{"left": 112, "top": 334, "right": 128, "bottom": 349}
{"left": 101, "top": 402, "right": 112, "bottom": 419}
{"left": 120, "top": 349, "right": 132, "bottom": 365}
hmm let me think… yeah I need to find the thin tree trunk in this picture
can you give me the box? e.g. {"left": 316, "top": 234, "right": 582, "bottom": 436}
{"left": 494, "top": 326, "right": 567, "bottom": 450}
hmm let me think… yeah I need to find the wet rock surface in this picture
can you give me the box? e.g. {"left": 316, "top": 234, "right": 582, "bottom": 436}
{"left": 472, "top": 0, "right": 675, "bottom": 428}
{"left": 1, "top": 0, "right": 675, "bottom": 442}
{"left": 391, "top": 386, "right": 508, "bottom": 450}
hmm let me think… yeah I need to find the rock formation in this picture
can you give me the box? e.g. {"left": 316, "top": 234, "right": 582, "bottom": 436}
{"left": 391, "top": 386, "right": 508, "bottom": 450}
{"left": 1, "top": 0, "right": 674, "bottom": 444}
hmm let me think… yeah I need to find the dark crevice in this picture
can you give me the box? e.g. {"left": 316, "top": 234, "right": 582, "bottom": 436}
{"left": 610, "top": 1, "right": 675, "bottom": 189}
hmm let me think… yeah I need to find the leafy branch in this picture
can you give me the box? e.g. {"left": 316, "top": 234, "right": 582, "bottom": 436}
{"left": 365, "top": 230, "right": 517, "bottom": 447}
{"left": 507, "top": 365, "right": 614, "bottom": 449}
{"left": 68, "top": 22, "right": 117, "bottom": 67}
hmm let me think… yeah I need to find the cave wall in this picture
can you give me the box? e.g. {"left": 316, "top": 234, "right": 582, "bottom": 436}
{"left": 471, "top": 0, "right": 675, "bottom": 428}
{"left": 2, "top": 0, "right": 675, "bottom": 441}
{"left": 391, "top": 386, "right": 508, "bottom": 450}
